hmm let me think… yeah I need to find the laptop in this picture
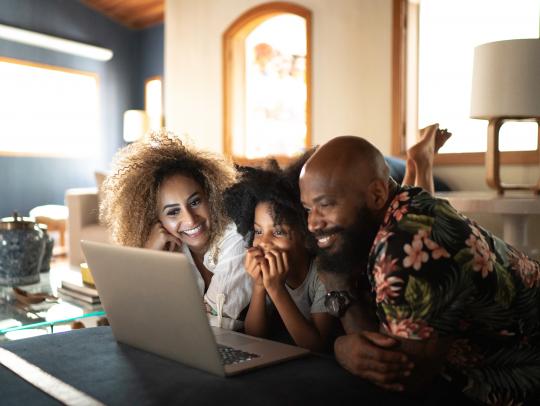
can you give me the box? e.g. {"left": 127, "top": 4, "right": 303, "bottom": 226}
{"left": 81, "top": 240, "right": 309, "bottom": 377}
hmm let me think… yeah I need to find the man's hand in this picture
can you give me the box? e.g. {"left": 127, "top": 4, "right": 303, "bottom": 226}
{"left": 144, "top": 222, "right": 183, "bottom": 251}
{"left": 334, "top": 332, "right": 414, "bottom": 392}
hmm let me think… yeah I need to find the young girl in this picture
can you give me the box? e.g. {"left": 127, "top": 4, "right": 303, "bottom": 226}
{"left": 221, "top": 124, "right": 449, "bottom": 348}
{"left": 225, "top": 164, "right": 335, "bottom": 351}
{"left": 100, "top": 130, "right": 251, "bottom": 330}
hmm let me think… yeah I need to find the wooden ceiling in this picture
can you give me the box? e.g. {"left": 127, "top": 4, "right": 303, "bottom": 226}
{"left": 82, "top": 0, "right": 164, "bottom": 29}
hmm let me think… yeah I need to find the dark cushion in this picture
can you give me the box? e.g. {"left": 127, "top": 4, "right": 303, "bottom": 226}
{"left": 384, "top": 156, "right": 452, "bottom": 192}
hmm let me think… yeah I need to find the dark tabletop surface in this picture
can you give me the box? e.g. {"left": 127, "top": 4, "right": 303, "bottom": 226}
{"left": 0, "top": 327, "right": 472, "bottom": 406}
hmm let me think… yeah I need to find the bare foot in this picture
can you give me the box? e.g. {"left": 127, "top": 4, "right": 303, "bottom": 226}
{"left": 405, "top": 123, "right": 452, "bottom": 194}
{"left": 407, "top": 124, "right": 452, "bottom": 168}
{"left": 402, "top": 157, "right": 416, "bottom": 186}
{"left": 434, "top": 128, "right": 452, "bottom": 153}
{"left": 407, "top": 124, "right": 438, "bottom": 170}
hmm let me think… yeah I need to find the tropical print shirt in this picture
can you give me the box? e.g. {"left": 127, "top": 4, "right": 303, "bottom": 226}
{"left": 367, "top": 185, "right": 540, "bottom": 405}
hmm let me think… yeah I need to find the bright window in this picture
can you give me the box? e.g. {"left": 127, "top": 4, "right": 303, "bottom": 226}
{"left": 223, "top": 3, "right": 311, "bottom": 160}
{"left": 243, "top": 15, "right": 307, "bottom": 158}
{"left": 0, "top": 58, "right": 99, "bottom": 157}
{"left": 145, "top": 76, "right": 163, "bottom": 131}
{"left": 404, "top": 0, "right": 540, "bottom": 154}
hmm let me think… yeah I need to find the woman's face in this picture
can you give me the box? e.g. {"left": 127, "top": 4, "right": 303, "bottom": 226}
{"left": 252, "top": 202, "right": 304, "bottom": 257}
{"left": 157, "top": 174, "right": 211, "bottom": 254}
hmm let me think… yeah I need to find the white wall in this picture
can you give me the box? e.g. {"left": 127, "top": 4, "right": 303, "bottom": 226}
{"left": 165, "top": 0, "right": 540, "bottom": 256}
{"left": 165, "top": 0, "right": 393, "bottom": 154}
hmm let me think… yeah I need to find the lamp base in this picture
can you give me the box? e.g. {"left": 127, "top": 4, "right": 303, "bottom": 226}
{"left": 486, "top": 118, "right": 540, "bottom": 195}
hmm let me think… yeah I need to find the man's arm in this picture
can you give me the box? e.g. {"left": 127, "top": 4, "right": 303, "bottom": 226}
{"left": 386, "top": 332, "right": 454, "bottom": 393}
{"left": 318, "top": 270, "right": 378, "bottom": 332}
{"left": 322, "top": 269, "right": 453, "bottom": 392}
{"left": 319, "top": 270, "right": 414, "bottom": 391}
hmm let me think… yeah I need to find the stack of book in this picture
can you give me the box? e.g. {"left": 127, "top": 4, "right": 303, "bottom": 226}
{"left": 58, "top": 281, "right": 100, "bottom": 305}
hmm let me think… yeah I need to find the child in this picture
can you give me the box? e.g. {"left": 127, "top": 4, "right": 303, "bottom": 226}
{"left": 225, "top": 164, "right": 335, "bottom": 351}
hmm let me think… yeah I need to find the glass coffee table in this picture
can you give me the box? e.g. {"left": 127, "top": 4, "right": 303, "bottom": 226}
{"left": 0, "top": 257, "right": 105, "bottom": 342}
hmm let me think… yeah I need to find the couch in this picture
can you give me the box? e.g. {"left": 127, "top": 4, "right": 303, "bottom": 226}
{"left": 65, "top": 187, "right": 109, "bottom": 267}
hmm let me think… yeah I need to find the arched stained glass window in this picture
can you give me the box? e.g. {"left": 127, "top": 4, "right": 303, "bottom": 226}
{"left": 223, "top": 3, "right": 311, "bottom": 160}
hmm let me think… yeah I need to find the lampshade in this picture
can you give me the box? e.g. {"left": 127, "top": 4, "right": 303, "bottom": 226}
{"left": 123, "top": 110, "right": 149, "bottom": 142}
{"left": 470, "top": 39, "right": 540, "bottom": 119}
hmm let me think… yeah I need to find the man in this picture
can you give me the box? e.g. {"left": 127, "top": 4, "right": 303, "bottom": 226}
{"left": 299, "top": 135, "right": 540, "bottom": 404}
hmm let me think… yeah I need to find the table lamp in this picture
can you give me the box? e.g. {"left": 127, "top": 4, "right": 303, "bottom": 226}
{"left": 470, "top": 38, "right": 540, "bottom": 194}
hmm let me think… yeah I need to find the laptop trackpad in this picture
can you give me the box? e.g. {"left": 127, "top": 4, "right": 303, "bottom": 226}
{"left": 216, "top": 333, "right": 260, "bottom": 347}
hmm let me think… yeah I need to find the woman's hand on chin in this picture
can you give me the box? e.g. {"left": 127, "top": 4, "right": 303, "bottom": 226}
{"left": 144, "top": 222, "right": 183, "bottom": 251}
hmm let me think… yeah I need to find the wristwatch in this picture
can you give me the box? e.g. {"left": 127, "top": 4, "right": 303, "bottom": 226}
{"left": 324, "top": 290, "right": 356, "bottom": 318}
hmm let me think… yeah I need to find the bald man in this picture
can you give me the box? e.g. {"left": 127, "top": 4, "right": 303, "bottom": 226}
{"left": 299, "top": 136, "right": 540, "bottom": 404}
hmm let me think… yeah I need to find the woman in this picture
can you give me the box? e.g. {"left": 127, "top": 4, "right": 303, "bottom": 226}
{"left": 100, "top": 130, "right": 251, "bottom": 330}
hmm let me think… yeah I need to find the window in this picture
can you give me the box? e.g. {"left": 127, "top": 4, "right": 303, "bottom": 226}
{"left": 145, "top": 76, "right": 163, "bottom": 132}
{"left": 393, "top": 0, "right": 540, "bottom": 162}
{"left": 0, "top": 57, "right": 99, "bottom": 157}
{"left": 223, "top": 3, "right": 311, "bottom": 160}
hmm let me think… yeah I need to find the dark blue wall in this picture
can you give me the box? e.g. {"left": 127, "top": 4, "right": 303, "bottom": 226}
{"left": 139, "top": 23, "right": 164, "bottom": 107}
{"left": 0, "top": 0, "right": 164, "bottom": 217}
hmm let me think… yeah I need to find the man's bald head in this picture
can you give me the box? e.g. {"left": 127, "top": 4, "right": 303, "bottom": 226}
{"left": 301, "top": 136, "right": 389, "bottom": 198}
{"left": 299, "top": 136, "right": 393, "bottom": 271}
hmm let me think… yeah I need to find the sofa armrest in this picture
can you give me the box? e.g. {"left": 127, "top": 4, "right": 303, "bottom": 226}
{"left": 65, "top": 187, "right": 101, "bottom": 267}
{"left": 65, "top": 187, "right": 100, "bottom": 226}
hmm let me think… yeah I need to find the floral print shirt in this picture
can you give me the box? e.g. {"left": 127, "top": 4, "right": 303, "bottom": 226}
{"left": 367, "top": 186, "right": 540, "bottom": 404}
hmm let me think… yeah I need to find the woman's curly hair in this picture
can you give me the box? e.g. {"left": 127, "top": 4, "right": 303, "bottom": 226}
{"left": 224, "top": 149, "right": 317, "bottom": 253}
{"left": 100, "top": 130, "right": 237, "bottom": 251}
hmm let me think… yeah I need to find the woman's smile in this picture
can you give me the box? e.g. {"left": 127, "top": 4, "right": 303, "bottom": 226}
{"left": 158, "top": 174, "right": 212, "bottom": 253}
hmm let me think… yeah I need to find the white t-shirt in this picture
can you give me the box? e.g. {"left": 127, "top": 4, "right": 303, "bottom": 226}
{"left": 181, "top": 223, "right": 251, "bottom": 330}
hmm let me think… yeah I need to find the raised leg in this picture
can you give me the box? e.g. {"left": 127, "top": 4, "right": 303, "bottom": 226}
{"left": 403, "top": 123, "right": 451, "bottom": 194}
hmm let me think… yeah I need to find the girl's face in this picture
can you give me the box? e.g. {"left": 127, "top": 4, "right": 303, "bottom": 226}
{"left": 157, "top": 174, "right": 211, "bottom": 254}
{"left": 252, "top": 202, "right": 304, "bottom": 257}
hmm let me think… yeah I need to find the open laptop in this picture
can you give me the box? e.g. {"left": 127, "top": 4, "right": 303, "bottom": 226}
{"left": 81, "top": 240, "right": 309, "bottom": 376}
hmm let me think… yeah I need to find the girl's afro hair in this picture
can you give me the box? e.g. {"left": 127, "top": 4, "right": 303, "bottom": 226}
{"left": 224, "top": 148, "right": 317, "bottom": 250}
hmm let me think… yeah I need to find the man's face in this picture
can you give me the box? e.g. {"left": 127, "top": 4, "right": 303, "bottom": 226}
{"left": 300, "top": 168, "right": 380, "bottom": 272}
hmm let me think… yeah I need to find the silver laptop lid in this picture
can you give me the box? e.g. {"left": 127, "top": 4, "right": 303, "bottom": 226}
{"left": 81, "top": 240, "right": 225, "bottom": 377}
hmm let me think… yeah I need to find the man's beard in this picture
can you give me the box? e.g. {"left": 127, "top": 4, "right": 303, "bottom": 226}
{"left": 315, "top": 206, "right": 380, "bottom": 275}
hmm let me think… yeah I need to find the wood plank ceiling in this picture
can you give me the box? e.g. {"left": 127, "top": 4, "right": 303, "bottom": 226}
{"left": 82, "top": 0, "right": 164, "bottom": 29}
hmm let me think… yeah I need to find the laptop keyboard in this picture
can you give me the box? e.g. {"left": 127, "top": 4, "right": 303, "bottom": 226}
{"left": 217, "top": 344, "right": 260, "bottom": 365}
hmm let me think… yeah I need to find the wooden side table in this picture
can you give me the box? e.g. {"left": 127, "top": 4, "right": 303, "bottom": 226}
{"left": 436, "top": 191, "right": 540, "bottom": 257}
{"left": 29, "top": 205, "right": 68, "bottom": 255}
